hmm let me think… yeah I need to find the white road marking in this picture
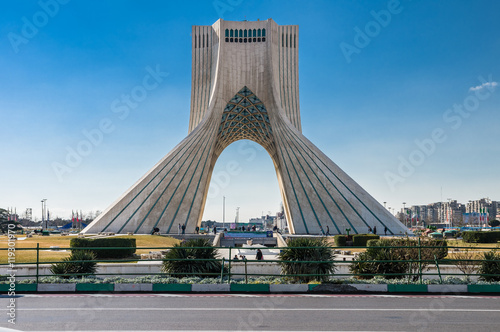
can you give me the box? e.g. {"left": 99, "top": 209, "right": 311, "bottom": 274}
{"left": 15, "top": 308, "right": 500, "bottom": 312}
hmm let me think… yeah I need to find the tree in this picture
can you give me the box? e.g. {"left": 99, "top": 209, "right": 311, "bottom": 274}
{"left": 0, "top": 208, "right": 22, "bottom": 234}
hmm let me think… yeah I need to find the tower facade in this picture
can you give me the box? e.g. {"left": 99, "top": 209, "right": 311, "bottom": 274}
{"left": 83, "top": 19, "right": 408, "bottom": 235}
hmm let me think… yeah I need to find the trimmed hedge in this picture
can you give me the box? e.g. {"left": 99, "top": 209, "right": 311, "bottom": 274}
{"left": 462, "top": 231, "right": 500, "bottom": 243}
{"left": 70, "top": 237, "right": 136, "bottom": 259}
{"left": 352, "top": 234, "right": 380, "bottom": 247}
{"left": 334, "top": 235, "right": 347, "bottom": 246}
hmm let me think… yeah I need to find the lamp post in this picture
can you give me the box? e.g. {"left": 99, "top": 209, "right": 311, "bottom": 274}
{"left": 222, "top": 196, "right": 225, "bottom": 231}
{"left": 41, "top": 199, "right": 47, "bottom": 230}
{"left": 447, "top": 198, "right": 453, "bottom": 228}
{"left": 403, "top": 202, "right": 407, "bottom": 227}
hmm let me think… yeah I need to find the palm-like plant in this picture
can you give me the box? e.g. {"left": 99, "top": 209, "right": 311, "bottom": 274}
{"left": 278, "top": 237, "right": 335, "bottom": 282}
{"left": 50, "top": 250, "right": 98, "bottom": 278}
{"left": 478, "top": 251, "right": 500, "bottom": 281}
{"left": 162, "top": 239, "right": 224, "bottom": 278}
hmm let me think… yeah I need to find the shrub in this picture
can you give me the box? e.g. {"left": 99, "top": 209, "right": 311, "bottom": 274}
{"left": 462, "top": 231, "right": 500, "bottom": 243}
{"left": 334, "top": 235, "right": 347, "bottom": 246}
{"left": 161, "top": 238, "right": 224, "bottom": 278}
{"left": 350, "top": 237, "right": 447, "bottom": 280}
{"left": 489, "top": 220, "right": 500, "bottom": 227}
{"left": 451, "top": 248, "right": 479, "bottom": 278}
{"left": 70, "top": 237, "right": 136, "bottom": 259}
{"left": 478, "top": 251, "right": 500, "bottom": 281}
{"left": 278, "top": 237, "right": 335, "bottom": 282}
{"left": 352, "top": 234, "right": 380, "bottom": 247}
{"left": 50, "top": 250, "right": 97, "bottom": 278}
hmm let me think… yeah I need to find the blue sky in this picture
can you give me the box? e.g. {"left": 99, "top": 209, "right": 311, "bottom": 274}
{"left": 1, "top": 0, "right": 499, "bottom": 222}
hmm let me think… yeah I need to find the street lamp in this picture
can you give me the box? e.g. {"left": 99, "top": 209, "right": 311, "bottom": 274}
{"left": 41, "top": 199, "right": 47, "bottom": 230}
{"left": 222, "top": 196, "right": 225, "bottom": 231}
{"left": 403, "top": 202, "right": 407, "bottom": 227}
{"left": 447, "top": 198, "right": 453, "bottom": 228}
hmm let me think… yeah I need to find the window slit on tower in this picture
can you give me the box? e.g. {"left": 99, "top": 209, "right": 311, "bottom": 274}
{"left": 225, "top": 27, "right": 267, "bottom": 43}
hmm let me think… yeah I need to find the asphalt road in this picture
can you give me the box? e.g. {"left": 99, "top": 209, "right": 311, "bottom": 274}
{"left": 1, "top": 293, "right": 499, "bottom": 331}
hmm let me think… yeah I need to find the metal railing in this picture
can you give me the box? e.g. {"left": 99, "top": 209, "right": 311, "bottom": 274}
{"left": 1, "top": 244, "right": 499, "bottom": 284}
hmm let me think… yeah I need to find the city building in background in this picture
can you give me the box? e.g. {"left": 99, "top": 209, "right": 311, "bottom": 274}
{"left": 398, "top": 198, "right": 498, "bottom": 227}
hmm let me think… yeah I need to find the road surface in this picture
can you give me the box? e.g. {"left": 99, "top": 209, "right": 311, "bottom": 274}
{"left": 1, "top": 293, "right": 499, "bottom": 331}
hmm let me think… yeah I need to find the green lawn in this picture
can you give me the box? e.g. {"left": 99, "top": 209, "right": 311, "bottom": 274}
{"left": 0, "top": 235, "right": 180, "bottom": 264}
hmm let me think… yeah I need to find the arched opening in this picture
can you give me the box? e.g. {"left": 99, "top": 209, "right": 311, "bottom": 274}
{"left": 201, "top": 86, "right": 284, "bottom": 231}
{"left": 202, "top": 140, "right": 281, "bottom": 229}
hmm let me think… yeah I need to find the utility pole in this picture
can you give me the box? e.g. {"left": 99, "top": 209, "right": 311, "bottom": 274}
{"left": 222, "top": 196, "right": 225, "bottom": 230}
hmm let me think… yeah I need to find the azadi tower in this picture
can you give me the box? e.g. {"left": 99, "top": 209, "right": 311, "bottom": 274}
{"left": 83, "top": 19, "right": 408, "bottom": 235}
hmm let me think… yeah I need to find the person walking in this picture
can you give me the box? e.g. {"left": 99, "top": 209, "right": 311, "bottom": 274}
{"left": 256, "top": 249, "right": 263, "bottom": 260}
{"left": 384, "top": 226, "right": 388, "bottom": 235}
{"left": 326, "top": 226, "right": 330, "bottom": 236}
{"left": 181, "top": 224, "right": 186, "bottom": 234}
{"left": 213, "top": 225, "right": 217, "bottom": 234}
{"left": 373, "top": 226, "right": 377, "bottom": 235}
{"left": 178, "top": 223, "right": 181, "bottom": 235}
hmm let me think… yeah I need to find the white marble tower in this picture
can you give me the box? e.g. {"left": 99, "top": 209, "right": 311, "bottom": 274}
{"left": 83, "top": 18, "right": 408, "bottom": 235}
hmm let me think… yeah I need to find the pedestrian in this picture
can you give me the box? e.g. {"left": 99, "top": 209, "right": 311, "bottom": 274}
{"left": 178, "top": 223, "right": 181, "bottom": 235}
{"left": 181, "top": 224, "right": 186, "bottom": 234}
{"left": 195, "top": 226, "right": 200, "bottom": 234}
{"left": 368, "top": 226, "right": 372, "bottom": 233}
{"left": 384, "top": 226, "right": 388, "bottom": 235}
{"left": 213, "top": 225, "right": 217, "bottom": 234}
{"left": 233, "top": 255, "right": 239, "bottom": 261}
{"left": 373, "top": 226, "right": 377, "bottom": 235}
{"left": 256, "top": 249, "right": 263, "bottom": 260}
{"left": 326, "top": 226, "right": 330, "bottom": 236}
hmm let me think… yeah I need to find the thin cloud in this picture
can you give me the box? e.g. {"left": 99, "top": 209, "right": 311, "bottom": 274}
{"left": 469, "top": 81, "right": 498, "bottom": 91}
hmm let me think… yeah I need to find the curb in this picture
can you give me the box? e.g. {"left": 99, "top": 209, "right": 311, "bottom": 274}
{"left": 114, "top": 283, "right": 153, "bottom": 292}
{"left": 269, "top": 284, "right": 309, "bottom": 293}
{"left": 191, "top": 284, "right": 230, "bottom": 292}
{"left": 3, "top": 283, "right": 500, "bottom": 294}
{"left": 37, "top": 283, "right": 76, "bottom": 292}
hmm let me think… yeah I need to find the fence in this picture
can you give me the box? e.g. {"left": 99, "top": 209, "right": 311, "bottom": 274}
{"left": 1, "top": 243, "right": 499, "bottom": 284}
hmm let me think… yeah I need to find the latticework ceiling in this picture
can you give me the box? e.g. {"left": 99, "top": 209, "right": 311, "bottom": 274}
{"left": 215, "top": 86, "right": 275, "bottom": 155}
